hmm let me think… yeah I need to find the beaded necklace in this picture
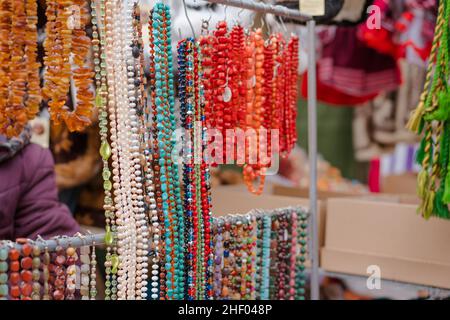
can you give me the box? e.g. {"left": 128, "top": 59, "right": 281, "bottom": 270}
{"left": 80, "top": 245, "right": 90, "bottom": 300}
{"left": 53, "top": 245, "right": 66, "bottom": 300}
{"left": 260, "top": 215, "right": 271, "bottom": 300}
{"left": 103, "top": 0, "right": 119, "bottom": 300}
{"left": 8, "top": 247, "right": 20, "bottom": 299}
{"left": 0, "top": 245, "right": 7, "bottom": 299}
{"left": 151, "top": 3, "right": 184, "bottom": 300}
{"left": 295, "top": 212, "right": 308, "bottom": 300}
{"left": 31, "top": 245, "right": 41, "bottom": 300}
{"left": 90, "top": 243, "right": 97, "bottom": 299}
{"left": 0, "top": 0, "right": 41, "bottom": 138}
{"left": 148, "top": 7, "right": 166, "bottom": 300}
{"left": 42, "top": 247, "right": 50, "bottom": 300}
{"left": 65, "top": 246, "right": 77, "bottom": 300}
{"left": 91, "top": 0, "right": 116, "bottom": 300}
{"left": 43, "top": 0, "right": 94, "bottom": 132}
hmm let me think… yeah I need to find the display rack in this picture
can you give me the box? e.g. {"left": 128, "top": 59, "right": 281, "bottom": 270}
{"left": 205, "top": 0, "right": 320, "bottom": 300}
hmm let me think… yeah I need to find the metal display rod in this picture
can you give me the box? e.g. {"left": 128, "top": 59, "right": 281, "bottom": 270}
{"left": 206, "top": 0, "right": 312, "bottom": 22}
{"left": 205, "top": 0, "right": 320, "bottom": 300}
{"left": 8, "top": 233, "right": 106, "bottom": 251}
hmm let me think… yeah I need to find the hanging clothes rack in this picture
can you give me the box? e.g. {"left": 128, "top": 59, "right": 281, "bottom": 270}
{"left": 204, "top": 0, "right": 320, "bottom": 301}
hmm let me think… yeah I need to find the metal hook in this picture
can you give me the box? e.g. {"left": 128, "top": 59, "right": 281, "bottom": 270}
{"left": 182, "top": 0, "right": 196, "bottom": 38}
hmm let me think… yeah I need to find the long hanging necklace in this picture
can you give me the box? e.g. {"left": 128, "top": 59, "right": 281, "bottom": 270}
{"left": 43, "top": 0, "right": 94, "bottom": 132}
{"left": 132, "top": 3, "right": 150, "bottom": 301}
{"left": 151, "top": 2, "right": 184, "bottom": 300}
{"left": 0, "top": 0, "right": 41, "bottom": 138}
{"left": 92, "top": 0, "right": 117, "bottom": 300}
{"left": 103, "top": 0, "right": 120, "bottom": 300}
{"left": 147, "top": 7, "right": 163, "bottom": 301}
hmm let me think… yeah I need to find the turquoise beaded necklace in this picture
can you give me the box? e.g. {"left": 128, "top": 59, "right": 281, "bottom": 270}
{"left": 152, "top": 2, "right": 185, "bottom": 300}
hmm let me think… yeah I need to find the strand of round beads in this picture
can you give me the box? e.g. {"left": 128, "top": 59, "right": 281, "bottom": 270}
{"left": 178, "top": 38, "right": 194, "bottom": 300}
{"left": 148, "top": 8, "right": 166, "bottom": 300}
{"left": 260, "top": 214, "right": 271, "bottom": 300}
{"left": 296, "top": 211, "right": 308, "bottom": 300}
{"left": 8, "top": 247, "right": 20, "bottom": 299}
{"left": 0, "top": 244, "right": 7, "bottom": 299}
{"left": 117, "top": 0, "right": 136, "bottom": 299}
{"left": 123, "top": 0, "right": 144, "bottom": 300}
{"left": 80, "top": 245, "right": 90, "bottom": 300}
{"left": 192, "top": 39, "right": 205, "bottom": 300}
{"left": 92, "top": 0, "right": 117, "bottom": 300}
{"left": 288, "top": 210, "right": 298, "bottom": 300}
{"left": 19, "top": 242, "right": 33, "bottom": 300}
{"left": 53, "top": 245, "right": 66, "bottom": 300}
{"left": 212, "top": 219, "right": 223, "bottom": 299}
{"left": 109, "top": 0, "right": 130, "bottom": 300}
{"left": 31, "top": 245, "right": 41, "bottom": 300}
{"left": 104, "top": 0, "right": 119, "bottom": 300}
{"left": 132, "top": 3, "right": 149, "bottom": 301}
{"left": 221, "top": 220, "right": 232, "bottom": 299}
{"left": 90, "top": 243, "right": 97, "bottom": 299}
{"left": 165, "top": 7, "right": 185, "bottom": 299}
{"left": 65, "top": 246, "right": 78, "bottom": 300}
{"left": 42, "top": 247, "right": 51, "bottom": 300}
{"left": 152, "top": 3, "right": 182, "bottom": 299}
{"left": 198, "top": 47, "right": 214, "bottom": 300}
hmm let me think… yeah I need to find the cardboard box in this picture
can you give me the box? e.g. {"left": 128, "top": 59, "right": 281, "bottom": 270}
{"left": 382, "top": 173, "right": 418, "bottom": 195}
{"left": 272, "top": 184, "right": 357, "bottom": 201}
{"left": 321, "top": 197, "right": 450, "bottom": 289}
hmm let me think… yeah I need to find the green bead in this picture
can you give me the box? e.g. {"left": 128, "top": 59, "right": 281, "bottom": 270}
{"left": 104, "top": 226, "right": 114, "bottom": 246}
{"left": 0, "top": 273, "right": 7, "bottom": 284}
{"left": 95, "top": 89, "right": 104, "bottom": 107}
{"left": 0, "top": 262, "right": 7, "bottom": 272}
{"left": 104, "top": 180, "right": 112, "bottom": 191}
{"left": 111, "top": 254, "right": 119, "bottom": 274}
{"left": 102, "top": 169, "right": 111, "bottom": 180}
{"left": 0, "top": 248, "right": 7, "bottom": 261}
{"left": 0, "top": 284, "right": 7, "bottom": 296}
{"left": 100, "top": 141, "right": 112, "bottom": 160}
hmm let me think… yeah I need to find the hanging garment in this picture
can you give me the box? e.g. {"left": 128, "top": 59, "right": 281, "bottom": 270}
{"left": 301, "top": 66, "right": 378, "bottom": 106}
{"left": 352, "top": 61, "right": 424, "bottom": 162}
{"left": 358, "top": 0, "right": 437, "bottom": 66}
{"left": 318, "top": 26, "right": 401, "bottom": 99}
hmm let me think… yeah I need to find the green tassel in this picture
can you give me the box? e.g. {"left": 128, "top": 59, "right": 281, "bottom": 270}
{"left": 423, "top": 190, "right": 435, "bottom": 220}
{"left": 442, "top": 172, "right": 450, "bottom": 204}
{"left": 435, "top": 186, "right": 449, "bottom": 218}
{"left": 417, "top": 170, "right": 429, "bottom": 199}
{"left": 416, "top": 138, "right": 427, "bottom": 165}
{"left": 424, "top": 91, "right": 450, "bottom": 121}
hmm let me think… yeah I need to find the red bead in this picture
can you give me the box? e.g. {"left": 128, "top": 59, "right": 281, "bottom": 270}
{"left": 21, "top": 257, "right": 32, "bottom": 269}
{"left": 8, "top": 249, "right": 19, "bottom": 261}
{"left": 9, "top": 272, "right": 20, "bottom": 285}
{"left": 21, "top": 270, "right": 32, "bottom": 282}
{"left": 22, "top": 244, "right": 32, "bottom": 257}
{"left": 10, "top": 261, "right": 19, "bottom": 272}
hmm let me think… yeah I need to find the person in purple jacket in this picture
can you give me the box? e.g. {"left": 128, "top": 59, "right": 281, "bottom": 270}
{"left": 0, "top": 126, "right": 80, "bottom": 240}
